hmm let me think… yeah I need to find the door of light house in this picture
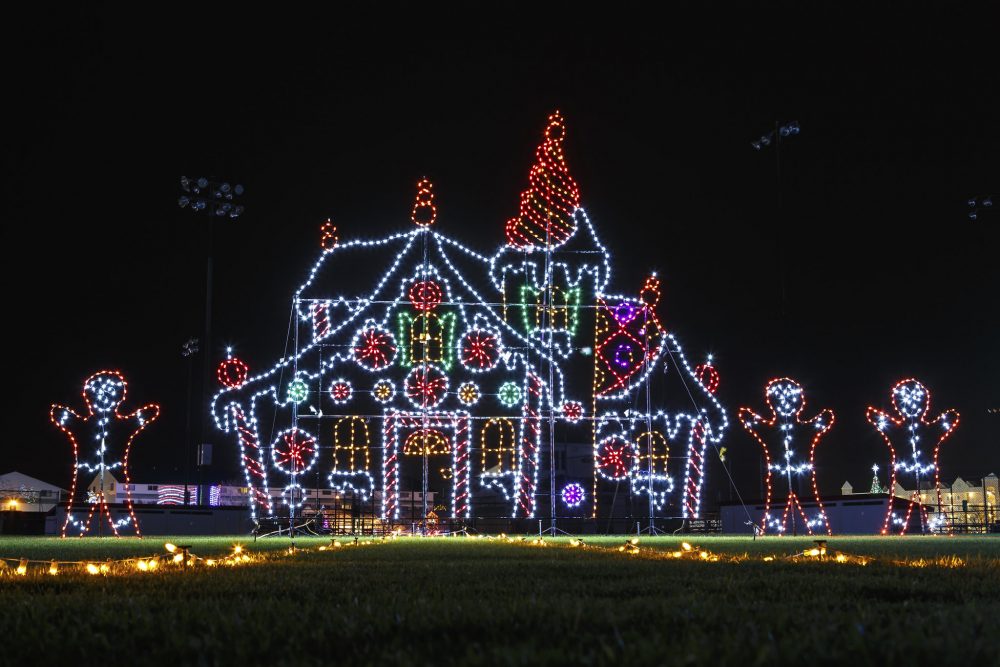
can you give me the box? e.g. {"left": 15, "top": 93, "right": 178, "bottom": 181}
{"left": 401, "top": 428, "right": 452, "bottom": 525}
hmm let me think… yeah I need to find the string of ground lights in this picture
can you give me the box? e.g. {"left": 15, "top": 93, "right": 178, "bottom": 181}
{"left": 209, "top": 111, "right": 729, "bottom": 528}
{"left": 0, "top": 536, "right": 970, "bottom": 578}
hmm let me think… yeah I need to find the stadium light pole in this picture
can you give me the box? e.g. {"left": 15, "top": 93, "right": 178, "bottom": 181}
{"left": 181, "top": 337, "right": 199, "bottom": 506}
{"left": 178, "top": 177, "right": 244, "bottom": 504}
{"left": 967, "top": 195, "right": 993, "bottom": 221}
{"left": 751, "top": 121, "right": 800, "bottom": 508}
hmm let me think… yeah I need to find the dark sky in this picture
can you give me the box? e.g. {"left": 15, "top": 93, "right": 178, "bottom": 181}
{"left": 6, "top": 7, "right": 998, "bottom": 502}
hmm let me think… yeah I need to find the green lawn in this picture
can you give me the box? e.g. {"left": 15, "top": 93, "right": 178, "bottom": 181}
{"left": 1, "top": 535, "right": 997, "bottom": 666}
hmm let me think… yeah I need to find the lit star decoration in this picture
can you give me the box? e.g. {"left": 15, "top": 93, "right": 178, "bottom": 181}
{"left": 739, "top": 378, "right": 834, "bottom": 536}
{"left": 209, "top": 112, "right": 728, "bottom": 525}
{"left": 866, "top": 379, "right": 959, "bottom": 535}
{"left": 50, "top": 370, "right": 160, "bottom": 537}
{"left": 561, "top": 483, "right": 585, "bottom": 508}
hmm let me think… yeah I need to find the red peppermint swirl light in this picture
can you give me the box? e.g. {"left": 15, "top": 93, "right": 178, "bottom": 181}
{"left": 405, "top": 365, "right": 449, "bottom": 408}
{"left": 460, "top": 330, "right": 500, "bottom": 370}
{"left": 217, "top": 357, "right": 249, "bottom": 388}
{"left": 597, "top": 436, "right": 635, "bottom": 480}
{"left": 354, "top": 328, "right": 397, "bottom": 370}
{"left": 408, "top": 280, "right": 442, "bottom": 312}
{"left": 272, "top": 428, "right": 317, "bottom": 474}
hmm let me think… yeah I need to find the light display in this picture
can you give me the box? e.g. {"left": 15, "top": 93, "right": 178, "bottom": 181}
{"left": 739, "top": 379, "right": 834, "bottom": 535}
{"left": 217, "top": 348, "right": 249, "bottom": 389}
{"left": 320, "top": 219, "right": 339, "bottom": 251}
{"left": 210, "top": 113, "right": 728, "bottom": 525}
{"left": 157, "top": 485, "right": 186, "bottom": 505}
{"left": 866, "top": 379, "right": 959, "bottom": 535}
{"left": 561, "top": 483, "right": 585, "bottom": 508}
{"left": 505, "top": 110, "right": 580, "bottom": 249}
{"left": 50, "top": 370, "right": 160, "bottom": 537}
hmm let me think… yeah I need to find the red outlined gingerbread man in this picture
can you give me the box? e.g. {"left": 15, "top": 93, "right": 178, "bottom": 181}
{"left": 739, "top": 378, "right": 834, "bottom": 536}
{"left": 866, "top": 378, "right": 958, "bottom": 535}
{"left": 50, "top": 370, "right": 159, "bottom": 537}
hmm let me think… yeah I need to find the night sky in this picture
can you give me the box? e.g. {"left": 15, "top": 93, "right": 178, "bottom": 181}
{"left": 7, "top": 8, "right": 998, "bottom": 504}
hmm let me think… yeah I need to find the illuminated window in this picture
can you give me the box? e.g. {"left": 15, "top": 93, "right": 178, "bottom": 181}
{"left": 635, "top": 431, "right": 669, "bottom": 476}
{"left": 481, "top": 418, "right": 517, "bottom": 474}
{"left": 398, "top": 311, "right": 456, "bottom": 368}
{"left": 333, "top": 417, "right": 370, "bottom": 474}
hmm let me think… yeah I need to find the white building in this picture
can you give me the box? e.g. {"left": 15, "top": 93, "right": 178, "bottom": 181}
{"left": 843, "top": 473, "right": 999, "bottom": 532}
{"left": 0, "top": 472, "right": 66, "bottom": 512}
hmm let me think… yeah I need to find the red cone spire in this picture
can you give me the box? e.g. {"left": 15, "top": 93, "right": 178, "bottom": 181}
{"left": 505, "top": 111, "right": 581, "bottom": 248}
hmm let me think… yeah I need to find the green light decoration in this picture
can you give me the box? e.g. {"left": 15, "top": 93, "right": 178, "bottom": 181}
{"left": 397, "top": 311, "right": 457, "bottom": 370}
{"left": 498, "top": 381, "right": 523, "bottom": 407}
{"left": 287, "top": 379, "right": 308, "bottom": 404}
{"left": 517, "top": 284, "right": 581, "bottom": 336}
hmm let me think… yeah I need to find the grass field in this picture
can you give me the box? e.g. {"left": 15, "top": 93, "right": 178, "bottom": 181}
{"left": 1, "top": 535, "right": 997, "bottom": 666}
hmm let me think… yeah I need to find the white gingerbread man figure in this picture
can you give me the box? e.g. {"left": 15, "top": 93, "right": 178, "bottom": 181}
{"left": 739, "top": 378, "right": 834, "bottom": 536}
{"left": 866, "top": 378, "right": 959, "bottom": 535}
{"left": 50, "top": 370, "right": 159, "bottom": 537}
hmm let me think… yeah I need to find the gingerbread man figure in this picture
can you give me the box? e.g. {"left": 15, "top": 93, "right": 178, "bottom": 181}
{"left": 50, "top": 370, "right": 160, "bottom": 537}
{"left": 866, "top": 378, "right": 959, "bottom": 535}
{"left": 739, "top": 378, "right": 834, "bottom": 535}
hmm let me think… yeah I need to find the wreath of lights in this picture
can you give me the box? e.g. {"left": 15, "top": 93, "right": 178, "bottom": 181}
{"left": 457, "top": 382, "right": 481, "bottom": 406}
{"left": 286, "top": 379, "right": 308, "bottom": 404}
{"left": 866, "top": 379, "right": 959, "bottom": 535}
{"left": 739, "top": 378, "right": 834, "bottom": 536}
{"left": 561, "top": 401, "right": 583, "bottom": 423}
{"left": 209, "top": 112, "right": 728, "bottom": 525}
{"left": 372, "top": 379, "right": 395, "bottom": 404}
{"left": 328, "top": 379, "right": 353, "bottom": 404}
{"left": 50, "top": 370, "right": 160, "bottom": 537}
{"left": 561, "top": 483, "right": 585, "bottom": 508}
{"left": 498, "top": 381, "right": 522, "bottom": 407}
